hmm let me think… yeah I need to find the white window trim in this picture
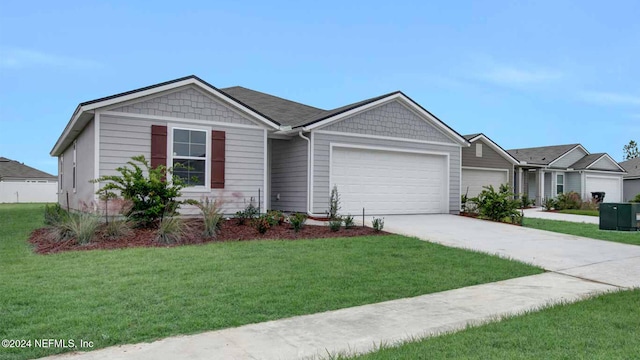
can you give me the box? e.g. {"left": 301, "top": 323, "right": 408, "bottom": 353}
{"left": 475, "top": 143, "right": 483, "bottom": 157}
{"left": 72, "top": 140, "right": 77, "bottom": 193}
{"left": 556, "top": 173, "right": 564, "bottom": 195}
{"left": 168, "top": 124, "right": 212, "bottom": 193}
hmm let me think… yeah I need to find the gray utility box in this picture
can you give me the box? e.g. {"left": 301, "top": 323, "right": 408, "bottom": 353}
{"left": 599, "top": 203, "right": 640, "bottom": 231}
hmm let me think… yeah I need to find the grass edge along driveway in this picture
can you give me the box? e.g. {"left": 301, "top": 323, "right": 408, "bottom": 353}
{"left": 523, "top": 217, "right": 640, "bottom": 246}
{"left": 0, "top": 204, "right": 541, "bottom": 360}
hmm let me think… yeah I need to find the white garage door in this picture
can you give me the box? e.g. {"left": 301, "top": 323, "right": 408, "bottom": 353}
{"left": 586, "top": 176, "right": 621, "bottom": 203}
{"left": 331, "top": 146, "right": 448, "bottom": 215}
{"left": 462, "top": 168, "right": 509, "bottom": 198}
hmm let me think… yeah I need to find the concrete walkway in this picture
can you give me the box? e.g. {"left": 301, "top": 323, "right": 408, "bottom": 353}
{"left": 523, "top": 207, "right": 599, "bottom": 224}
{"left": 43, "top": 215, "right": 639, "bottom": 360}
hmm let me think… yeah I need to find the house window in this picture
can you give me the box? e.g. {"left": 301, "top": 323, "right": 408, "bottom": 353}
{"left": 72, "top": 141, "right": 77, "bottom": 192}
{"left": 172, "top": 128, "right": 207, "bottom": 187}
{"left": 476, "top": 143, "right": 482, "bottom": 157}
{"left": 556, "top": 174, "right": 564, "bottom": 194}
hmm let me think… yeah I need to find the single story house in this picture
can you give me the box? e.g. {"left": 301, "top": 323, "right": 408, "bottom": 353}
{"left": 619, "top": 157, "right": 640, "bottom": 201}
{"left": 51, "top": 75, "right": 469, "bottom": 216}
{"left": 0, "top": 157, "right": 58, "bottom": 203}
{"left": 461, "top": 133, "right": 519, "bottom": 198}
{"left": 507, "top": 144, "right": 626, "bottom": 204}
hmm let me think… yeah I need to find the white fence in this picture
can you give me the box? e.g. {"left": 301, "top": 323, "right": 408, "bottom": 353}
{"left": 0, "top": 182, "right": 58, "bottom": 203}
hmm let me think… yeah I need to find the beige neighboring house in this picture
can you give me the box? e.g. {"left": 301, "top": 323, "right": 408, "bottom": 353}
{"left": 0, "top": 157, "right": 58, "bottom": 203}
{"left": 619, "top": 157, "right": 640, "bottom": 201}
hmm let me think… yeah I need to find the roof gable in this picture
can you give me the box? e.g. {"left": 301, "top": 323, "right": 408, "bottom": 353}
{"left": 0, "top": 157, "right": 56, "bottom": 180}
{"left": 508, "top": 144, "right": 582, "bottom": 165}
{"left": 464, "top": 133, "right": 520, "bottom": 165}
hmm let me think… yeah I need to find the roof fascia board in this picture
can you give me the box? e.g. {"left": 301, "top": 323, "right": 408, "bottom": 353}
{"left": 547, "top": 144, "right": 589, "bottom": 167}
{"left": 303, "top": 93, "right": 469, "bottom": 146}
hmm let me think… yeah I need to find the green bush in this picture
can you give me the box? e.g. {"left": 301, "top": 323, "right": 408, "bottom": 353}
{"left": 266, "top": 210, "right": 285, "bottom": 226}
{"left": 91, "top": 155, "right": 189, "bottom": 227}
{"left": 542, "top": 197, "right": 557, "bottom": 211}
{"left": 105, "top": 220, "right": 132, "bottom": 239}
{"left": 253, "top": 215, "right": 271, "bottom": 234}
{"left": 289, "top": 213, "right": 307, "bottom": 232}
{"left": 470, "top": 184, "right": 520, "bottom": 222}
{"left": 195, "top": 197, "right": 224, "bottom": 238}
{"left": 343, "top": 215, "right": 355, "bottom": 229}
{"left": 155, "top": 216, "right": 184, "bottom": 244}
{"left": 49, "top": 211, "right": 101, "bottom": 245}
{"left": 44, "top": 203, "right": 68, "bottom": 226}
{"left": 329, "top": 185, "right": 341, "bottom": 220}
{"left": 234, "top": 200, "right": 259, "bottom": 225}
{"left": 372, "top": 217, "right": 385, "bottom": 232}
{"left": 556, "top": 191, "right": 582, "bottom": 210}
{"left": 520, "top": 193, "right": 532, "bottom": 208}
{"left": 328, "top": 218, "right": 342, "bottom": 232}
{"left": 631, "top": 193, "right": 640, "bottom": 203}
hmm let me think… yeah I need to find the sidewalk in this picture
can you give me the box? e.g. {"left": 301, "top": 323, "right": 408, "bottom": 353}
{"left": 42, "top": 273, "right": 616, "bottom": 360}
{"left": 523, "top": 207, "right": 599, "bottom": 224}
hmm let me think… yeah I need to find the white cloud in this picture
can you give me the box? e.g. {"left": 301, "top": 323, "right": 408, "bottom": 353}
{"left": 477, "top": 65, "right": 563, "bottom": 86}
{"left": 0, "top": 48, "right": 102, "bottom": 69}
{"left": 580, "top": 91, "right": 640, "bottom": 107}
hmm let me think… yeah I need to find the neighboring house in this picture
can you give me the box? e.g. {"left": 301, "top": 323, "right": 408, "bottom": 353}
{"left": 461, "top": 133, "right": 519, "bottom": 198}
{"left": 507, "top": 144, "right": 626, "bottom": 204}
{"left": 619, "top": 157, "right": 640, "bottom": 201}
{"left": 51, "top": 75, "right": 469, "bottom": 215}
{"left": 0, "top": 157, "right": 58, "bottom": 203}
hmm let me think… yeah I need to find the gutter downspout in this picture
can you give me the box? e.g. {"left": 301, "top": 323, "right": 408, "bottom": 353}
{"left": 298, "top": 131, "right": 325, "bottom": 217}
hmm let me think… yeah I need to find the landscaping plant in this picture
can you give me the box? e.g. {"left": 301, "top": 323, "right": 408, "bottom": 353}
{"left": 329, "top": 185, "right": 341, "bottom": 220}
{"left": 195, "top": 197, "right": 224, "bottom": 237}
{"left": 343, "top": 215, "right": 355, "bottom": 229}
{"left": 50, "top": 211, "right": 101, "bottom": 245}
{"left": 91, "top": 155, "right": 189, "bottom": 227}
{"left": 234, "top": 199, "right": 259, "bottom": 225}
{"left": 253, "top": 214, "right": 271, "bottom": 234}
{"left": 289, "top": 213, "right": 307, "bottom": 232}
{"left": 372, "top": 217, "right": 384, "bottom": 232}
{"left": 556, "top": 191, "right": 582, "bottom": 210}
{"left": 43, "top": 203, "right": 68, "bottom": 226}
{"left": 266, "top": 210, "right": 285, "bottom": 226}
{"left": 155, "top": 215, "right": 185, "bottom": 244}
{"left": 542, "top": 197, "right": 557, "bottom": 211}
{"left": 329, "top": 218, "right": 342, "bottom": 232}
{"left": 631, "top": 193, "right": 640, "bottom": 203}
{"left": 104, "top": 219, "right": 132, "bottom": 239}
{"left": 470, "top": 184, "right": 520, "bottom": 222}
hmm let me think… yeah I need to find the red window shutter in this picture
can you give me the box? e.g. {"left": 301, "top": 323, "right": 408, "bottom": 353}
{"left": 151, "top": 125, "right": 167, "bottom": 169}
{"left": 211, "top": 130, "right": 225, "bottom": 188}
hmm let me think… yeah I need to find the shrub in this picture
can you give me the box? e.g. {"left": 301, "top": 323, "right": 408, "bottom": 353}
{"left": 265, "top": 210, "right": 285, "bottom": 226}
{"left": 470, "top": 185, "right": 520, "bottom": 222}
{"left": 580, "top": 198, "right": 599, "bottom": 211}
{"left": 91, "top": 155, "right": 189, "bottom": 227}
{"left": 372, "top": 217, "right": 384, "bottom": 232}
{"left": 253, "top": 215, "right": 271, "bottom": 234}
{"left": 234, "top": 199, "right": 259, "bottom": 225}
{"left": 44, "top": 203, "right": 68, "bottom": 226}
{"left": 542, "top": 197, "right": 557, "bottom": 211}
{"left": 631, "top": 193, "right": 640, "bottom": 203}
{"left": 520, "top": 193, "right": 532, "bottom": 208}
{"left": 343, "top": 215, "right": 355, "bottom": 229}
{"left": 461, "top": 193, "right": 470, "bottom": 213}
{"left": 556, "top": 191, "right": 582, "bottom": 210}
{"left": 104, "top": 220, "right": 132, "bottom": 239}
{"left": 195, "top": 197, "right": 224, "bottom": 238}
{"left": 155, "top": 216, "right": 184, "bottom": 244}
{"left": 289, "top": 213, "right": 307, "bottom": 232}
{"left": 329, "top": 185, "right": 341, "bottom": 220}
{"left": 328, "top": 218, "right": 342, "bottom": 232}
{"left": 50, "top": 212, "right": 101, "bottom": 245}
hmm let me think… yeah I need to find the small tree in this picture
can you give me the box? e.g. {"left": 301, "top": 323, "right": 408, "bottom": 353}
{"left": 91, "top": 155, "right": 189, "bottom": 227}
{"left": 623, "top": 140, "right": 639, "bottom": 160}
{"left": 329, "top": 185, "right": 341, "bottom": 220}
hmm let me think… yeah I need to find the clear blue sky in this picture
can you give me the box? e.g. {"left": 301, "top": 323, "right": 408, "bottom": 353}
{"left": 1, "top": 1, "right": 639, "bottom": 175}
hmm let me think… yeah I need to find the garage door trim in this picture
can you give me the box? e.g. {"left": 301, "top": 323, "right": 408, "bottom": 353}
{"left": 329, "top": 142, "right": 450, "bottom": 214}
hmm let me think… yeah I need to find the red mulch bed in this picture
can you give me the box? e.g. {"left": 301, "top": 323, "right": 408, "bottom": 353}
{"left": 28, "top": 219, "right": 386, "bottom": 255}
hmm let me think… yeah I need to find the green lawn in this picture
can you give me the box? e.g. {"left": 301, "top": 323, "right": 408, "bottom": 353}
{"left": 0, "top": 204, "right": 542, "bottom": 360}
{"left": 345, "top": 289, "right": 640, "bottom": 359}
{"left": 558, "top": 209, "right": 599, "bottom": 217}
{"left": 523, "top": 218, "right": 640, "bottom": 246}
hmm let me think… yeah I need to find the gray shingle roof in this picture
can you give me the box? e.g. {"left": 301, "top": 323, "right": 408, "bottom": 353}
{"left": 569, "top": 153, "right": 605, "bottom": 170}
{"left": 507, "top": 144, "right": 580, "bottom": 165}
{"left": 463, "top": 133, "right": 481, "bottom": 140}
{"left": 0, "top": 157, "right": 56, "bottom": 180}
{"left": 620, "top": 157, "right": 640, "bottom": 178}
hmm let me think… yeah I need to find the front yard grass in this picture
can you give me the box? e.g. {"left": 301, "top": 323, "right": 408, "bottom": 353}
{"left": 558, "top": 209, "right": 599, "bottom": 217}
{"left": 0, "top": 204, "right": 542, "bottom": 360}
{"left": 345, "top": 289, "right": 640, "bottom": 359}
{"left": 523, "top": 218, "right": 640, "bottom": 246}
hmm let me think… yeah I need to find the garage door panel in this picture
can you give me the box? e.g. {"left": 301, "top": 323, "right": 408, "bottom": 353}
{"left": 586, "top": 176, "right": 621, "bottom": 203}
{"left": 462, "top": 168, "right": 508, "bottom": 198}
{"left": 331, "top": 147, "right": 447, "bottom": 215}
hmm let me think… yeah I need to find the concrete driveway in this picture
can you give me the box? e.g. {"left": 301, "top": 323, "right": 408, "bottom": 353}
{"left": 376, "top": 214, "right": 640, "bottom": 288}
{"left": 523, "top": 207, "right": 599, "bottom": 224}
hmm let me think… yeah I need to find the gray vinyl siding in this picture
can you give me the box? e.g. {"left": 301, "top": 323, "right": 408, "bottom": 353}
{"left": 624, "top": 178, "right": 640, "bottom": 201}
{"left": 312, "top": 132, "right": 461, "bottom": 215}
{"left": 551, "top": 147, "right": 588, "bottom": 168}
{"left": 544, "top": 172, "right": 552, "bottom": 199}
{"left": 270, "top": 137, "right": 308, "bottom": 212}
{"left": 99, "top": 113, "right": 265, "bottom": 215}
{"left": 110, "top": 85, "right": 260, "bottom": 127}
{"left": 527, "top": 171, "right": 537, "bottom": 200}
{"left": 462, "top": 139, "right": 514, "bottom": 189}
{"left": 590, "top": 157, "right": 621, "bottom": 171}
{"left": 58, "top": 119, "right": 95, "bottom": 210}
{"left": 321, "top": 100, "right": 454, "bottom": 143}
{"left": 565, "top": 172, "right": 582, "bottom": 194}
